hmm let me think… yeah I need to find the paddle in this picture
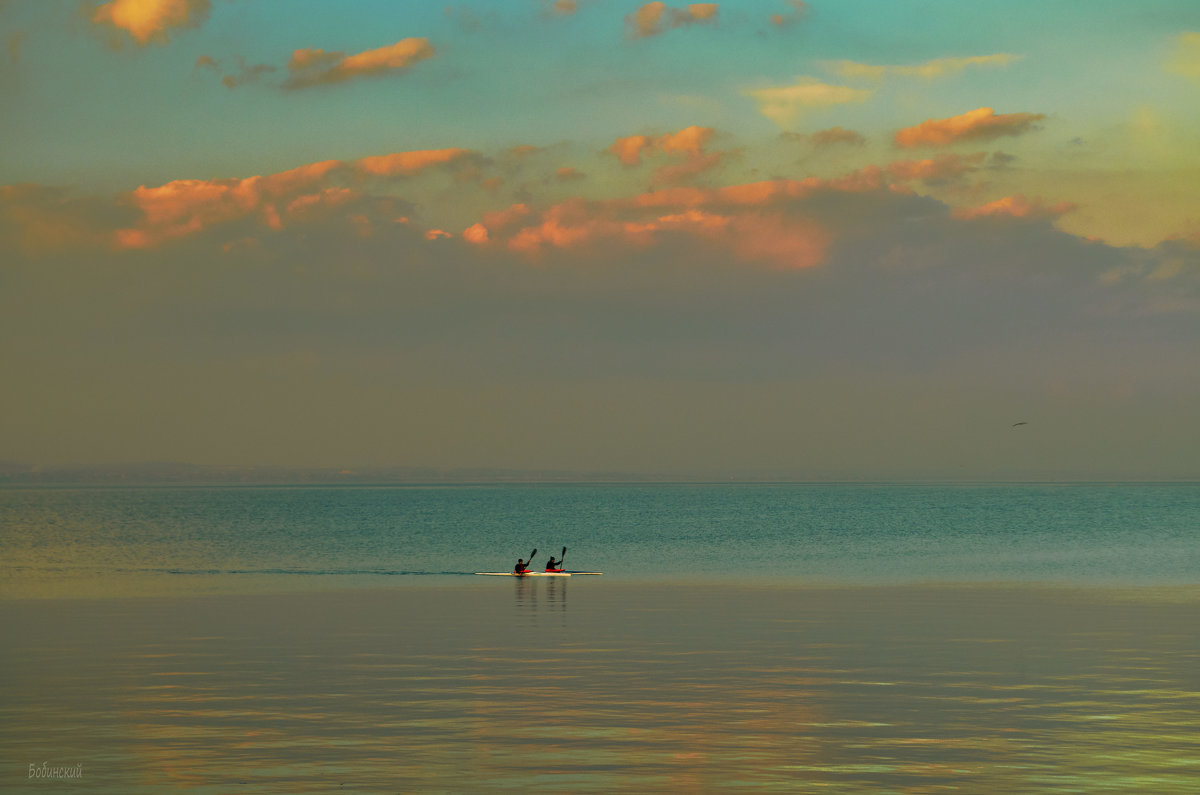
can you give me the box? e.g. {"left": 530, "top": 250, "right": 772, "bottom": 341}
{"left": 559, "top": 546, "right": 567, "bottom": 572}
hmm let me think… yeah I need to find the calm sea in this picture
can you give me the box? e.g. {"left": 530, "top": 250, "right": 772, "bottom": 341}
{"left": 2, "top": 483, "right": 1197, "bottom": 597}
{"left": 4, "top": 484, "right": 1200, "bottom": 791}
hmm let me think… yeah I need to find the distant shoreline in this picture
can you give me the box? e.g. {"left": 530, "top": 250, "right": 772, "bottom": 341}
{"left": 1, "top": 463, "right": 1196, "bottom": 487}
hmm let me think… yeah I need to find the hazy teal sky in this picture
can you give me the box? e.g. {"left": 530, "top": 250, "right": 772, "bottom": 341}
{"left": 2, "top": 1, "right": 1199, "bottom": 479}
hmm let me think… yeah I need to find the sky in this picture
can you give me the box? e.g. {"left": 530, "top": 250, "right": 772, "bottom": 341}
{"left": 1, "top": 0, "right": 1198, "bottom": 480}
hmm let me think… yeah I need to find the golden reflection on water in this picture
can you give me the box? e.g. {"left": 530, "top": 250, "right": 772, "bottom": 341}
{"left": 2, "top": 584, "right": 1200, "bottom": 792}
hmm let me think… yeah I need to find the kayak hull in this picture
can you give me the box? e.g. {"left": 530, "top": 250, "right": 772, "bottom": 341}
{"left": 473, "top": 571, "right": 602, "bottom": 577}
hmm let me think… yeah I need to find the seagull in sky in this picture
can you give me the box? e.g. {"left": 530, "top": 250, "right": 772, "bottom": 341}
{"left": 1011, "top": 421, "right": 1028, "bottom": 427}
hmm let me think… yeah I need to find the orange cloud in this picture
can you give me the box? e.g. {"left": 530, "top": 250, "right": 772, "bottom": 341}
{"left": 887, "top": 153, "right": 985, "bottom": 183}
{"left": 355, "top": 148, "right": 475, "bottom": 177}
{"left": 502, "top": 202, "right": 828, "bottom": 270}
{"left": 608, "top": 126, "right": 720, "bottom": 182}
{"left": 467, "top": 168, "right": 890, "bottom": 269}
{"left": 260, "top": 160, "right": 345, "bottom": 195}
{"left": 90, "top": 0, "right": 210, "bottom": 46}
{"left": 506, "top": 199, "right": 608, "bottom": 255}
{"left": 111, "top": 159, "right": 362, "bottom": 249}
{"left": 895, "top": 107, "right": 1045, "bottom": 148}
{"left": 462, "top": 223, "right": 489, "bottom": 244}
{"left": 610, "top": 135, "right": 656, "bottom": 166}
{"left": 627, "top": 2, "right": 719, "bottom": 38}
{"left": 501, "top": 170, "right": 892, "bottom": 255}
{"left": 285, "top": 38, "right": 435, "bottom": 89}
{"left": 622, "top": 168, "right": 883, "bottom": 212}
{"left": 115, "top": 178, "right": 261, "bottom": 249}
{"left": 953, "top": 194, "right": 1075, "bottom": 221}
{"left": 656, "top": 125, "right": 714, "bottom": 156}
{"left": 284, "top": 187, "right": 357, "bottom": 222}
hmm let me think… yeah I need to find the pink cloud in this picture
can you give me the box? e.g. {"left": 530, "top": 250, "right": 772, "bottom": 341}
{"left": 895, "top": 107, "right": 1045, "bottom": 148}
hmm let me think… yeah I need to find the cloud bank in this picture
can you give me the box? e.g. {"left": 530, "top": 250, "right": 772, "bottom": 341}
{"left": 6, "top": 152, "right": 1197, "bottom": 477}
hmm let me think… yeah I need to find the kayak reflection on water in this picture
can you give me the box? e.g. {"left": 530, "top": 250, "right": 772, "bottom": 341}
{"left": 513, "top": 575, "right": 568, "bottom": 616}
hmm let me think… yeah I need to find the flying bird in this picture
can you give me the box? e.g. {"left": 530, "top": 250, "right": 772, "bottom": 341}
{"left": 1011, "top": 421, "right": 1028, "bottom": 427}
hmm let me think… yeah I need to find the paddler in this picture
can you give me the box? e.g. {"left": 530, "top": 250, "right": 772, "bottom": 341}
{"left": 514, "top": 558, "right": 529, "bottom": 574}
{"left": 544, "top": 555, "right": 563, "bottom": 572}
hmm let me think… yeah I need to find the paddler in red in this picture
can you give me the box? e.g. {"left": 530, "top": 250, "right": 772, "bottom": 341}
{"left": 514, "top": 559, "right": 529, "bottom": 574}
{"left": 544, "top": 556, "right": 563, "bottom": 572}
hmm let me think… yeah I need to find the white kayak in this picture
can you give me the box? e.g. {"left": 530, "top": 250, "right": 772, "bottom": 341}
{"left": 474, "top": 571, "right": 603, "bottom": 577}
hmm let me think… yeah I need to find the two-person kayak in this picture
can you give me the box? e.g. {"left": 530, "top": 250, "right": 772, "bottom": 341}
{"left": 476, "top": 546, "right": 601, "bottom": 576}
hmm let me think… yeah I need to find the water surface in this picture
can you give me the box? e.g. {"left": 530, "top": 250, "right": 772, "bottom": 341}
{"left": 2, "top": 483, "right": 1197, "bottom": 597}
{"left": 3, "top": 484, "right": 1199, "bottom": 791}
{"left": 3, "top": 583, "right": 1199, "bottom": 792}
